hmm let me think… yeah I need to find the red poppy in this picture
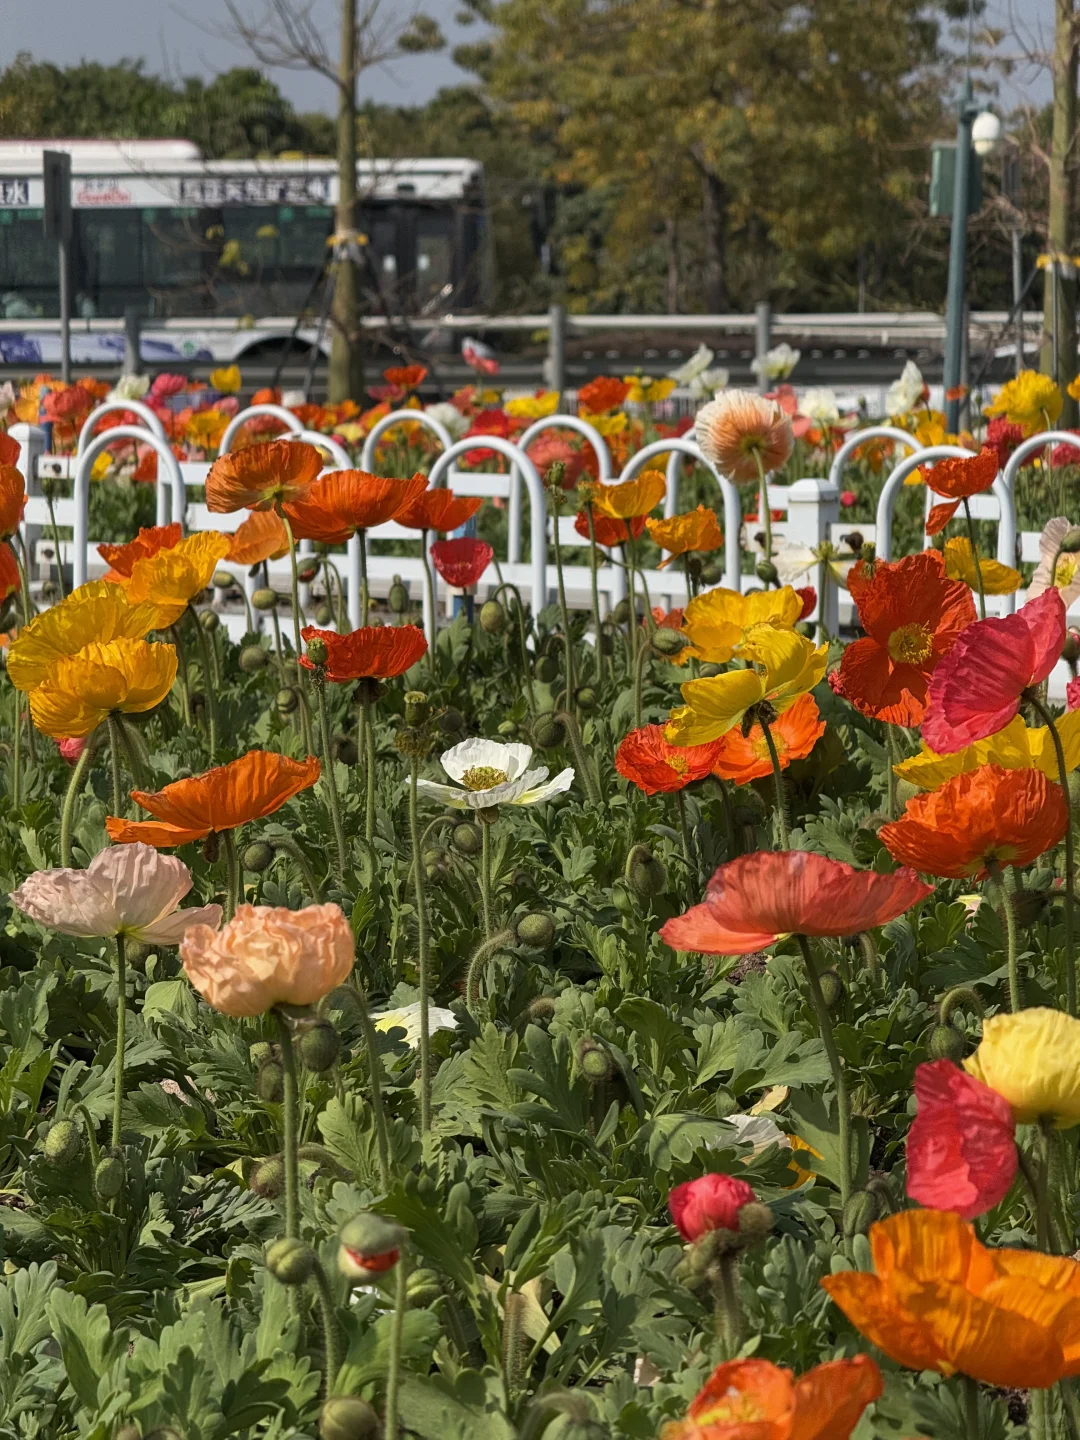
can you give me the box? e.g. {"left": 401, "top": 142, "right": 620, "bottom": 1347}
{"left": 430, "top": 537, "right": 493, "bottom": 588}
{"left": 0, "top": 464, "right": 26, "bottom": 540}
{"left": 615, "top": 724, "right": 723, "bottom": 794}
{"left": 0, "top": 541, "right": 19, "bottom": 602}
{"left": 299, "top": 624, "right": 427, "bottom": 682}
{"left": 669, "top": 1174, "right": 758, "bottom": 1242}
{"left": 795, "top": 585, "right": 816, "bottom": 620}
{"left": 922, "top": 448, "right": 999, "bottom": 529}
{"left": 463, "top": 408, "right": 514, "bottom": 465}
{"left": 132, "top": 449, "right": 158, "bottom": 483}
{"left": 0, "top": 432, "right": 20, "bottom": 466}
{"left": 660, "top": 850, "right": 931, "bottom": 955}
{"left": 922, "top": 589, "right": 1065, "bottom": 752}
{"left": 1052, "top": 436, "right": 1080, "bottom": 466}
{"left": 985, "top": 416, "right": 1029, "bottom": 467}
{"left": 98, "top": 523, "right": 183, "bottom": 580}
{"left": 283, "top": 470, "right": 428, "bottom": 544}
{"left": 573, "top": 510, "right": 645, "bottom": 546}
{"left": 395, "top": 488, "right": 483, "bottom": 533}
{"left": 578, "top": 376, "right": 629, "bottom": 413}
{"left": 879, "top": 764, "right": 1067, "bottom": 880}
{"left": 43, "top": 385, "right": 94, "bottom": 423}
{"left": 838, "top": 550, "right": 976, "bottom": 726}
{"left": 906, "top": 1060, "right": 1016, "bottom": 1220}
{"left": 383, "top": 364, "right": 427, "bottom": 390}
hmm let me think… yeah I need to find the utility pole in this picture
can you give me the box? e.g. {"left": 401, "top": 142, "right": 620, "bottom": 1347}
{"left": 943, "top": 74, "right": 980, "bottom": 434}
{"left": 328, "top": 0, "right": 364, "bottom": 403}
{"left": 1041, "top": 0, "right": 1079, "bottom": 424}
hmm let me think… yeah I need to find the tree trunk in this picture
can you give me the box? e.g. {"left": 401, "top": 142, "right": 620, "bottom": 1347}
{"left": 1041, "top": 0, "right": 1079, "bottom": 423}
{"left": 693, "top": 153, "right": 729, "bottom": 313}
{"left": 328, "top": 0, "right": 364, "bottom": 403}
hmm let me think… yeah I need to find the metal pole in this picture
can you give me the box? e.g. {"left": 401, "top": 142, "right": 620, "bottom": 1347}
{"left": 1012, "top": 228, "right": 1024, "bottom": 375}
{"left": 123, "top": 306, "right": 141, "bottom": 375}
{"left": 943, "top": 76, "right": 976, "bottom": 433}
{"left": 58, "top": 236, "right": 71, "bottom": 386}
{"left": 545, "top": 302, "right": 566, "bottom": 403}
{"left": 755, "top": 300, "right": 772, "bottom": 392}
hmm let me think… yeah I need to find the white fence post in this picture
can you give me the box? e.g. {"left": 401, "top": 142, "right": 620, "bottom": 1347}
{"left": 785, "top": 478, "right": 840, "bottom": 633}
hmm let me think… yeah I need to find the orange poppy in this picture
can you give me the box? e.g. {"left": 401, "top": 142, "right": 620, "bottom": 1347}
{"left": 98, "top": 523, "right": 183, "bottom": 581}
{"left": 710, "top": 692, "right": 825, "bottom": 785}
{"left": 822, "top": 1208, "right": 1080, "bottom": 1390}
{"left": 226, "top": 509, "right": 289, "bottom": 565}
{"left": 615, "top": 724, "right": 724, "bottom": 795}
{"left": 838, "top": 550, "right": 975, "bottom": 725}
{"left": 573, "top": 510, "right": 645, "bottom": 546}
{"left": 646, "top": 505, "right": 724, "bottom": 568}
{"left": 299, "top": 624, "right": 427, "bottom": 682}
{"left": 879, "top": 763, "right": 1067, "bottom": 880}
{"left": 0, "top": 541, "right": 20, "bottom": 601}
{"left": 0, "top": 464, "right": 26, "bottom": 540}
{"left": 283, "top": 470, "right": 428, "bottom": 544}
{"left": 923, "top": 448, "right": 999, "bottom": 531}
{"left": 383, "top": 364, "right": 427, "bottom": 390}
{"left": 105, "top": 749, "right": 321, "bottom": 847}
{"left": 206, "top": 439, "right": 323, "bottom": 513}
{"left": 585, "top": 471, "right": 667, "bottom": 521}
{"left": 660, "top": 1355, "right": 881, "bottom": 1440}
{"left": 577, "top": 376, "right": 629, "bottom": 413}
{"left": 395, "top": 488, "right": 483, "bottom": 533}
{"left": 0, "top": 432, "right": 20, "bottom": 466}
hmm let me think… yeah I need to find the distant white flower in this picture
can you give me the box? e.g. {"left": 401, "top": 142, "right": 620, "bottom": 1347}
{"left": 0, "top": 381, "right": 15, "bottom": 418}
{"left": 424, "top": 400, "right": 469, "bottom": 440}
{"left": 695, "top": 367, "right": 731, "bottom": 399}
{"left": 281, "top": 388, "right": 307, "bottom": 408}
{"left": 669, "top": 343, "right": 715, "bottom": 386}
{"left": 751, "top": 343, "right": 800, "bottom": 382}
{"left": 371, "top": 1001, "right": 457, "bottom": 1048}
{"left": 885, "top": 360, "right": 926, "bottom": 418}
{"left": 800, "top": 387, "right": 840, "bottom": 425}
{"left": 772, "top": 538, "right": 855, "bottom": 588}
{"left": 1028, "top": 516, "right": 1080, "bottom": 607}
{"left": 418, "top": 737, "right": 573, "bottom": 810}
{"left": 726, "top": 1113, "right": 791, "bottom": 1154}
{"left": 109, "top": 373, "right": 151, "bottom": 402}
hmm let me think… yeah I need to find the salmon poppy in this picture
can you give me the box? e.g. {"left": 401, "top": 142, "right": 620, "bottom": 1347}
{"left": 283, "top": 470, "right": 428, "bottom": 544}
{"left": 646, "top": 506, "right": 723, "bottom": 569}
{"left": 105, "top": 749, "right": 321, "bottom": 847}
{"left": 430, "top": 536, "right": 493, "bottom": 589}
{"left": 615, "top": 724, "right": 724, "bottom": 794}
{"left": 395, "top": 488, "right": 483, "bottom": 533}
{"left": 577, "top": 376, "right": 629, "bottom": 413}
{"left": 98, "top": 523, "right": 183, "bottom": 580}
{"left": 710, "top": 692, "right": 825, "bottom": 785}
{"left": 0, "top": 541, "right": 20, "bottom": 601}
{"left": 906, "top": 1060, "right": 1017, "bottom": 1220}
{"left": 0, "top": 464, "right": 25, "bottom": 540}
{"left": 29, "top": 637, "right": 177, "bottom": 739}
{"left": 586, "top": 471, "right": 667, "bottom": 520}
{"left": 206, "top": 438, "right": 323, "bottom": 513}
{"left": 660, "top": 1356, "right": 882, "bottom": 1440}
{"left": 659, "top": 850, "right": 931, "bottom": 954}
{"left": 299, "top": 624, "right": 427, "bottom": 682}
{"left": 695, "top": 391, "right": 794, "bottom": 484}
{"left": 821, "top": 1208, "right": 1080, "bottom": 1389}
{"left": 879, "top": 763, "right": 1067, "bottom": 879}
{"left": 573, "top": 509, "right": 645, "bottom": 545}
{"left": 922, "top": 589, "right": 1066, "bottom": 753}
{"left": 125, "top": 531, "right": 232, "bottom": 627}
{"left": 226, "top": 508, "right": 289, "bottom": 565}
{"left": 838, "top": 550, "right": 975, "bottom": 726}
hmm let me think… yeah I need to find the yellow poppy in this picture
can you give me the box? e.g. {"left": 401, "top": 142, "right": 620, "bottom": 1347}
{"left": 965, "top": 1008, "right": 1080, "bottom": 1127}
{"left": 185, "top": 409, "right": 231, "bottom": 450}
{"left": 1068, "top": 372, "right": 1080, "bottom": 403}
{"left": 665, "top": 623, "right": 827, "bottom": 746}
{"left": 125, "top": 531, "right": 232, "bottom": 626}
{"left": 579, "top": 410, "right": 628, "bottom": 437}
{"left": 210, "top": 365, "right": 242, "bottom": 394}
{"left": 985, "top": 371, "right": 1063, "bottom": 436}
{"left": 623, "top": 375, "right": 676, "bottom": 405}
{"left": 504, "top": 391, "right": 559, "bottom": 420}
{"left": 679, "top": 585, "right": 804, "bottom": 664}
{"left": 7, "top": 581, "right": 159, "bottom": 693}
{"left": 586, "top": 470, "right": 666, "bottom": 520}
{"left": 646, "top": 506, "right": 723, "bottom": 568}
{"left": 29, "top": 637, "right": 177, "bottom": 738}
{"left": 895, "top": 711, "right": 1080, "bottom": 789}
{"left": 942, "top": 536, "right": 1022, "bottom": 594}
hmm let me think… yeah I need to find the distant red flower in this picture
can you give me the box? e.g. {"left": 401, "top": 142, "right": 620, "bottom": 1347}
{"left": 0, "top": 463, "right": 26, "bottom": 540}
{"left": 922, "top": 589, "right": 1065, "bottom": 752}
{"left": 43, "top": 385, "right": 94, "bottom": 423}
{"left": 573, "top": 510, "right": 645, "bottom": 546}
{"left": 906, "top": 1060, "right": 1017, "bottom": 1220}
{"left": 395, "top": 489, "right": 483, "bottom": 533}
{"left": 796, "top": 585, "right": 816, "bottom": 620}
{"left": 669, "top": 1173, "right": 758, "bottom": 1242}
{"left": 464, "top": 408, "right": 513, "bottom": 464}
{"left": 921, "top": 448, "right": 999, "bottom": 531}
{"left": 299, "top": 624, "right": 427, "bottom": 682}
{"left": 430, "top": 536, "right": 493, "bottom": 588}
{"left": 1051, "top": 432, "right": 1080, "bottom": 467}
{"left": 615, "top": 724, "right": 723, "bottom": 795}
{"left": 526, "top": 433, "right": 588, "bottom": 486}
{"left": 841, "top": 489, "right": 856, "bottom": 508}
{"left": 985, "top": 416, "right": 1028, "bottom": 467}
{"left": 652, "top": 607, "right": 684, "bottom": 629}
{"left": 249, "top": 385, "right": 281, "bottom": 406}
{"left": 132, "top": 449, "right": 158, "bottom": 483}
{"left": 578, "top": 376, "right": 629, "bottom": 413}
{"left": 384, "top": 364, "right": 427, "bottom": 391}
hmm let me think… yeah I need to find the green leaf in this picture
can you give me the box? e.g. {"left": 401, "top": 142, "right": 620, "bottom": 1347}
{"left": 142, "top": 979, "right": 199, "bottom": 1024}
{"left": 786, "top": 1087, "right": 869, "bottom": 1193}
{"left": 47, "top": 1287, "right": 127, "bottom": 1412}
{"left": 638, "top": 1112, "right": 734, "bottom": 1172}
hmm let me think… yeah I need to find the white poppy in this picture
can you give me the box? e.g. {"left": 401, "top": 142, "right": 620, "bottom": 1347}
{"left": 693, "top": 367, "right": 731, "bottom": 400}
{"left": 371, "top": 1001, "right": 458, "bottom": 1048}
{"left": 799, "top": 387, "right": 841, "bottom": 425}
{"left": 669, "top": 343, "right": 715, "bottom": 386}
{"left": 281, "top": 388, "right": 307, "bottom": 408}
{"left": 108, "top": 373, "right": 151, "bottom": 402}
{"left": 418, "top": 737, "right": 574, "bottom": 810}
{"left": 751, "top": 343, "right": 800, "bottom": 382}
{"left": 424, "top": 400, "right": 469, "bottom": 439}
{"left": 726, "top": 1113, "right": 791, "bottom": 1154}
{"left": 771, "top": 537, "right": 855, "bottom": 588}
{"left": 885, "top": 360, "right": 925, "bottom": 418}
{"left": 0, "top": 381, "right": 15, "bottom": 417}
{"left": 1027, "top": 516, "right": 1080, "bottom": 607}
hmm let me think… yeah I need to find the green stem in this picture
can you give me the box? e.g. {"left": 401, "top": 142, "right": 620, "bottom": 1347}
{"left": 169, "top": 624, "right": 193, "bottom": 727}
{"left": 465, "top": 927, "right": 517, "bottom": 1014}
{"left": 632, "top": 637, "right": 650, "bottom": 730}
{"left": 1028, "top": 692, "right": 1076, "bottom": 1015}
{"left": 796, "top": 934, "right": 852, "bottom": 1208}
{"left": 885, "top": 726, "right": 899, "bottom": 821}
{"left": 358, "top": 529, "right": 370, "bottom": 627}
{"left": 554, "top": 709, "right": 603, "bottom": 808}
{"left": 12, "top": 538, "right": 32, "bottom": 626}
{"left": 11, "top": 685, "right": 20, "bottom": 812}
{"left": 45, "top": 490, "right": 67, "bottom": 599}
{"left": 384, "top": 1255, "right": 409, "bottom": 1440}
{"left": 961, "top": 1376, "right": 980, "bottom": 1440}
{"left": 355, "top": 987, "right": 391, "bottom": 1191}
{"left": 280, "top": 511, "right": 315, "bottom": 755}
{"left": 584, "top": 504, "right": 606, "bottom": 686}
{"left": 314, "top": 672, "right": 348, "bottom": 880}
{"left": 269, "top": 835, "right": 323, "bottom": 902}
{"left": 274, "top": 1010, "right": 300, "bottom": 1240}
{"left": 550, "top": 498, "right": 577, "bottom": 712}
{"left": 60, "top": 728, "right": 99, "bottom": 866}
{"left": 192, "top": 610, "right": 219, "bottom": 760}
{"left": 106, "top": 713, "right": 124, "bottom": 817}
{"left": 713, "top": 1253, "right": 744, "bottom": 1361}
{"left": 363, "top": 697, "right": 376, "bottom": 847}
{"left": 480, "top": 814, "right": 495, "bottom": 940}
{"left": 408, "top": 758, "right": 432, "bottom": 1133}
{"left": 311, "top": 1258, "right": 341, "bottom": 1398}
{"left": 962, "top": 498, "right": 987, "bottom": 622}
{"left": 993, "top": 866, "right": 1022, "bottom": 1013}
{"left": 111, "top": 932, "right": 127, "bottom": 1151}
{"left": 759, "top": 714, "right": 789, "bottom": 849}
{"left": 621, "top": 543, "right": 638, "bottom": 670}
{"left": 491, "top": 582, "right": 535, "bottom": 717}
{"left": 675, "top": 787, "right": 696, "bottom": 887}
{"left": 223, "top": 828, "right": 241, "bottom": 921}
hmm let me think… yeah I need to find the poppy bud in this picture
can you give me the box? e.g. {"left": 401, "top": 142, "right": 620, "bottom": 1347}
{"left": 404, "top": 690, "right": 430, "bottom": 726}
{"left": 627, "top": 845, "right": 666, "bottom": 898}
{"left": 498, "top": 719, "right": 518, "bottom": 737}
{"left": 306, "top": 636, "right": 329, "bottom": 667}
{"left": 388, "top": 576, "right": 409, "bottom": 614}
{"left": 1063, "top": 628, "right": 1080, "bottom": 664}
{"left": 480, "top": 599, "right": 507, "bottom": 634}
{"left": 252, "top": 587, "right": 278, "bottom": 611}
{"left": 95, "top": 1153, "right": 125, "bottom": 1201}
{"left": 199, "top": 609, "right": 220, "bottom": 632}
{"left": 424, "top": 846, "right": 450, "bottom": 879}
{"left": 842, "top": 1189, "right": 880, "bottom": 1239}
{"left": 114, "top": 1425, "right": 142, "bottom": 1440}
{"left": 577, "top": 1038, "right": 613, "bottom": 1083}
{"left": 841, "top": 531, "right": 864, "bottom": 555}
{"left": 533, "top": 713, "right": 564, "bottom": 749}
{"left": 250, "top": 1156, "right": 286, "bottom": 1197}
{"left": 126, "top": 938, "right": 152, "bottom": 974}
{"left": 452, "top": 822, "right": 482, "bottom": 856}
{"left": 927, "top": 1022, "right": 966, "bottom": 1062}
{"left": 239, "top": 645, "right": 268, "bottom": 674}
{"left": 1061, "top": 526, "right": 1080, "bottom": 553}
{"left": 439, "top": 706, "right": 464, "bottom": 735}
{"left": 818, "top": 970, "right": 845, "bottom": 1009}
{"left": 40, "top": 579, "right": 60, "bottom": 602}
{"left": 650, "top": 628, "right": 687, "bottom": 657}
{"left": 297, "top": 1019, "right": 341, "bottom": 1074}
{"left": 243, "top": 840, "right": 275, "bottom": 873}
{"left": 698, "top": 662, "right": 723, "bottom": 679}
{"left": 266, "top": 1236, "right": 317, "bottom": 1285}
{"left": 315, "top": 603, "right": 333, "bottom": 626}
{"left": 319, "top": 1397, "right": 380, "bottom": 1440}
{"left": 256, "top": 1057, "right": 285, "bottom": 1103}
{"left": 527, "top": 996, "right": 557, "bottom": 1022}
{"left": 331, "top": 734, "right": 358, "bottom": 766}
{"left": 611, "top": 598, "right": 631, "bottom": 625}
{"left": 700, "top": 560, "right": 724, "bottom": 585}
{"left": 298, "top": 563, "right": 319, "bottom": 583}
{"left": 755, "top": 561, "right": 779, "bottom": 585}
{"left": 516, "top": 913, "right": 555, "bottom": 949}
{"left": 669, "top": 1173, "right": 758, "bottom": 1242}
{"left": 250, "top": 1041, "right": 273, "bottom": 1065}
{"left": 534, "top": 654, "right": 559, "bottom": 684}
{"left": 276, "top": 687, "right": 299, "bottom": 716}
{"left": 202, "top": 831, "right": 221, "bottom": 864}
{"left": 338, "top": 1212, "right": 405, "bottom": 1277}
{"left": 43, "top": 1118, "right": 83, "bottom": 1167}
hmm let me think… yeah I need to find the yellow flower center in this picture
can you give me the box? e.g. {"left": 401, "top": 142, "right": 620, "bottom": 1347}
{"left": 1055, "top": 556, "right": 1079, "bottom": 589}
{"left": 665, "top": 754, "right": 690, "bottom": 775}
{"left": 888, "top": 622, "right": 933, "bottom": 665}
{"left": 697, "top": 1389, "right": 766, "bottom": 1424}
{"left": 461, "top": 765, "right": 509, "bottom": 791}
{"left": 752, "top": 729, "right": 786, "bottom": 762}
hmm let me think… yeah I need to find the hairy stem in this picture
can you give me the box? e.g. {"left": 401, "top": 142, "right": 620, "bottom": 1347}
{"left": 384, "top": 1255, "right": 409, "bottom": 1440}
{"left": 60, "top": 729, "right": 99, "bottom": 866}
{"left": 274, "top": 1010, "right": 300, "bottom": 1240}
{"left": 797, "top": 934, "right": 852, "bottom": 1209}
{"left": 409, "top": 758, "right": 432, "bottom": 1133}
{"left": 759, "top": 714, "right": 789, "bottom": 849}
{"left": 111, "top": 932, "right": 127, "bottom": 1151}
{"left": 1028, "top": 692, "right": 1076, "bottom": 1014}
{"left": 962, "top": 498, "right": 987, "bottom": 621}
{"left": 314, "top": 672, "right": 347, "bottom": 880}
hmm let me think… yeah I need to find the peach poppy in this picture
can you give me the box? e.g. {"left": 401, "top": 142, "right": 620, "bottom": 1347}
{"left": 646, "top": 506, "right": 723, "bottom": 568}
{"left": 299, "top": 624, "right": 427, "bottom": 682}
{"left": 659, "top": 850, "right": 931, "bottom": 954}
{"left": 395, "top": 488, "right": 483, "bottom": 533}
{"left": 573, "top": 510, "right": 645, "bottom": 546}
{"left": 577, "top": 376, "right": 629, "bottom": 413}
{"left": 0, "top": 541, "right": 20, "bottom": 602}
{"left": 838, "top": 550, "right": 976, "bottom": 726}
{"left": 822, "top": 1208, "right": 1080, "bottom": 1389}
{"left": 0, "top": 464, "right": 26, "bottom": 540}
{"left": 98, "top": 523, "right": 183, "bottom": 581}
{"left": 660, "top": 1356, "right": 881, "bottom": 1440}
{"left": 615, "top": 724, "right": 724, "bottom": 795}
{"left": 586, "top": 471, "right": 666, "bottom": 521}
{"left": 430, "top": 537, "right": 493, "bottom": 588}
{"left": 710, "top": 692, "right": 825, "bottom": 785}
{"left": 226, "top": 508, "right": 289, "bottom": 565}
{"left": 205, "top": 438, "right": 323, "bottom": 513}
{"left": 922, "top": 589, "right": 1066, "bottom": 753}
{"left": 29, "top": 637, "right": 178, "bottom": 738}
{"left": 694, "top": 391, "right": 794, "bottom": 483}
{"left": 283, "top": 469, "right": 428, "bottom": 543}
{"left": 105, "top": 749, "right": 321, "bottom": 847}
{"left": 125, "top": 531, "right": 232, "bottom": 627}
{"left": 879, "top": 763, "right": 1067, "bottom": 880}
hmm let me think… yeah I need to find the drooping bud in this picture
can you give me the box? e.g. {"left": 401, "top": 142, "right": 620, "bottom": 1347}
{"left": 626, "top": 844, "right": 666, "bottom": 898}
{"left": 338, "top": 1212, "right": 405, "bottom": 1277}
{"left": 43, "top": 1118, "right": 83, "bottom": 1166}
{"left": 331, "top": 734, "right": 358, "bottom": 766}
{"left": 452, "top": 822, "right": 482, "bottom": 856}
{"left": 516, "top": 913, "right": 555, "bottom": 949}
{"left": 94, "top": 1153, "right": 125, "bottom": 1201}
{"left": 114, "top": 1425, "right": 142, "bottom": 1440}
{"left": 612, "top": 598, "right": 632, "bottom": 625}
{"left": 927, "top": 1022, "right": 966, "bottom": 1062}
{"left": 404, "top": 690, "right": 430, "bottom": 726}
{"left": 755, "top": 560, "right": 779, "bottom": 585}
{"left": 842, "top": 1189, "right": 880, "bottom": 1239}
{"left": 700, "top": 560, "right": 724, "bottom": 585}
{"left": 252, "top": 587, "right": 278, "bottom": 611}
{"left": 650, "top": 628, "right": 686, "bottom": 657}
{"left": 249, "top": 1040, "right": 273, "bottom": 1065}
{"left": 1063, "top": 628, "right": 1080, "bottom": 664}
{"left": 265, "top": 1235, "right": 317, "bottom": 1284}
{"left": 480, "top": 599, "right": 506, "bottom": 634}
{"left": 125, "top": 939, "right": 152, "bottom": 975}
{"left": 577, "top": 1038, "right": 613, "bottom": 1084}
{"left": 817, "top": 970, "right": 845, "bottom": 1009}
{"left": 239, "top": 645, "right": 268, "bottom": 673}
{"left": 439, "top": 706, "right": 464, "bottom": 735}
{"left": 199, "top": 609, "right": 220, "bottom": 632}
{"left": 250, "top": 1156, "right": 286, "bottom": 1197}
{"left": 575, "top": 686, "right": 597, "bottom": 711}
{"left": 388, "top": 576, "right": 409, "bottom": 614}
{"left": 319, "top": 1396, "right": 380, "bottom": 1440}
{"left": 276, "top": 687, "right": 299, "bottom": 716}
{"left": 256, "top": 1057, "right": 285, "bottom": 1103}
{"left": 305, "top": 635, "right": 329, "bottom": 668}
{"left": 527, "top": 996, "right": 557, "bottom": 1023}
{"left": 314, "top": 603, "right": 333, "bottom": 626}
{"left": 532, "top": 713, "right": 564, "bottom": 749}
{"left": 297, "top": 1019, "right": 341, "bottom": 1074}
{"left": 534, "top": 654, "right": 559, "bottom": 684}
{"left": 424, "top": 847, "right": 451, "bottom": 880}
{"left": 243, "top": 840, "right": 275, "bottom": 873}
{"left": 298, "top": 563, "right": 319, "bottom": 583}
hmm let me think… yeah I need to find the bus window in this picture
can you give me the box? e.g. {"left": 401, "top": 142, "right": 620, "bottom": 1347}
{"left": 75, "top": 210, "right": 146, "bottom": 315}
{"left": 142, "top": 208, "right": 204, "bottom": 289}
{"left": 416, "top": 209, "right": 454, "bottom": 305}
{"left": 278, "top": 206, "right": 333, "bottom": 270}
{"left": 0, "top": 208, "right": 58, "bottom": 316}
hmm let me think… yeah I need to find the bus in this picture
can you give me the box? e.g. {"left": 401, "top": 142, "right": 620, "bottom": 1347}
{"left": 0, "top": 139, "right": 492, "bottom": 366}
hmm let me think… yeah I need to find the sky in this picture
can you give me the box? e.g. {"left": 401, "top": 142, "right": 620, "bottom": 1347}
{"left": 0, "top": 0, "right": 1060, "bottom": 114}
